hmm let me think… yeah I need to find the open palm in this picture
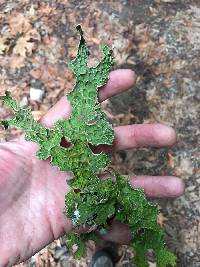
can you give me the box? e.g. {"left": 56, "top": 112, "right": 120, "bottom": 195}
{"left": 0, "top": 70, "right": 184, "bottom": 266}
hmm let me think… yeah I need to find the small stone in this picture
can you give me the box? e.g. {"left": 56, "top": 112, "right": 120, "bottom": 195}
{"left": 30, "top": 87, "right": 45, "bottom": 101}
{"left": 54, "top": 246, "right": 68, "bottom": 260}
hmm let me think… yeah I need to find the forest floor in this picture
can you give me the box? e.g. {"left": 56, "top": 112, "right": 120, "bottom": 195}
{"left": 0, "top": 0, "right": 199, "bottom": 267}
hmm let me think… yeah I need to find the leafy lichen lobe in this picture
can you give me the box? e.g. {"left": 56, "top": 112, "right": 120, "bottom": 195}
{"left": 0, "top": 25, "right": 176, "bottom": 267}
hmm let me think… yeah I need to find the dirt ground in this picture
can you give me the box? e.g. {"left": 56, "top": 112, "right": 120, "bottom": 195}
{"left": 0, "top": 0, "right": 199, "bottom": 267}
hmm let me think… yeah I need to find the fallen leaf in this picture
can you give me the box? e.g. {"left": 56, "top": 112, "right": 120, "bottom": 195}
{"left": 9, "top": 14, "right": 32, "bottom": 35}
{"left": 0, "top": 31, "right": 13, "bottom": 55}
{"left": 38, "top": 4, "right": 56, "bottom": 16}
{"left": 157, "top": 213, "right": 168, "bottom": 226}
{"left": 13, "top": 29, "right": 41, "bottom": 57}
{"left": 9, "top": 55, "right": 26, "bottom": 69}
{"left": 13, "top": 35, "right": 34, "bottom": 57}
{"left": 30, "top": 68, "right": 42, "bottom": 79}
{"left": 27, "top": 28, "right": 41, "bottom": 42}
{"left": 168, "top": 153, "right": 175, "bottom": 169}
{"left": 0, "top": 37, "right": 8, "bottom": 55}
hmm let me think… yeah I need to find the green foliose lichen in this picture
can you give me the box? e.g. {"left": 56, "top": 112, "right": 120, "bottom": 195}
{"left": 0, "top": 25, "right": 176, "bottom": 267}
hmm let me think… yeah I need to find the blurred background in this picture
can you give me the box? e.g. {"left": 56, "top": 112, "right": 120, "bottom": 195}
{"left": 0, "top": 0, "right": 199, "bottom": 266}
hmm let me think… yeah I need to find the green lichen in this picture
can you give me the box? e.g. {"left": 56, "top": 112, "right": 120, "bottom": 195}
{"left": 0, "top": 25, "right": 176, "bottom": 267}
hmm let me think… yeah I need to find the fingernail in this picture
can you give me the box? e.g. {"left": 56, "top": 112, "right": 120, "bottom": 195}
{"left": 154, "top": 124, "right": 176, "bottom": 146}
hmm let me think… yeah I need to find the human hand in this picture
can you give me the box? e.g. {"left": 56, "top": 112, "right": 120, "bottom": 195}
{"left": 0, "top": 69, "right": 184, "bottom": 266}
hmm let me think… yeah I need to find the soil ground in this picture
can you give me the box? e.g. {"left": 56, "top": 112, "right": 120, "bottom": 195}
{"left": 0, "top": 1, "right": 199, "bottom": 266}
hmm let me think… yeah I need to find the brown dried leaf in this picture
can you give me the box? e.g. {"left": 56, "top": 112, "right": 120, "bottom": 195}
{"left": 9, "top": 14, "right": 32, "bottom": 35}
{"left": 13, "top": 29, "right": 41, "bottom": 57}
{"left": 168, "top": 153, "right": 175, "bottom": 169}
{"left": 157, "top": 213, "right": 168, "bottom": 227}
{"left": 0, "top": 32, "right": 13, "bottom": 55}
{"left": 0, "top": 38, "right": 8, "bottom": 55}
{"left": 13, "top": 36, "right": 34, "bottom": 57}
{"left": 9, "top": 55, "right": 26, "bottom": 69}
{"left": 38, "top": 4, "right": 56, "bottom": 16}
{"left": 30, "top": 68, "right": 41, "bottom": 79}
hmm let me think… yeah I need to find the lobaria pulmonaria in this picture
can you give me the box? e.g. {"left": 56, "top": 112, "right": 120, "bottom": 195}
{"left": 0, "top": 25, "right": 176, "bottom": 267}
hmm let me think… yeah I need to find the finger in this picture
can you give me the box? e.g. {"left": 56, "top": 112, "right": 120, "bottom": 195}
{"left": 114, "top": 123, "right": 177, "bottom": 149}
{"left": 98, "top": 69, "right": 136, "bottom": 102}
{"left": 96, "top": 220, "right": 132, "bottom": 245}
{"left": 40, "top": 69, "right": 136, "bottom": 127}
{"left": 40, "top": 97, "right": 72, "bottom": 128}
{"left": 94, "top": 123, "right": 177, "bottom": 154}
{"left": 129, "top": 176, "right": 185, "bottom": 198}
